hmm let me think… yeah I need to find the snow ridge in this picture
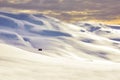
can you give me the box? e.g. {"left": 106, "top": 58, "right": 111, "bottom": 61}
{"left": 0, "top": 11, "right": 120, "bottom": 62}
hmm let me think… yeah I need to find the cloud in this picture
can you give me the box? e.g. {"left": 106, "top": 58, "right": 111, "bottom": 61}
{"left": 0, "top": 0, "right": 31, "bottom": 4}
{"left": 0, "top": 0, "right": 120, "bottom": 11}
{"left": 0, "top": 0, "right": 120, "bottom": 23}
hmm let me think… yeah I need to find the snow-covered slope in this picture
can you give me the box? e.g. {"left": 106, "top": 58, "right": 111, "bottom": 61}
{"left": 0, "top": 11, "right": 120, "bottom": 62}
{"left": 0, "top": 43, "right": 120, "bottom": 80}
{"left": 0, "top": 11, "right": 120, "bottom": 80}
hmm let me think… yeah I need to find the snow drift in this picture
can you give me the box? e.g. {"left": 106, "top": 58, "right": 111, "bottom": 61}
{"left": 0, "top": 11, "right": 120, "bottom": 80}
{"left": 0, "top": 11, "right": 120, "bottom": 61}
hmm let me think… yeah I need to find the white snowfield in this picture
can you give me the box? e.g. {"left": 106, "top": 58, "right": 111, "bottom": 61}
{"left": 0, "top": 11, "right": 120, "bottom": 80}
{"left": 0, "top": 43, "right": 120, "bottom": 80}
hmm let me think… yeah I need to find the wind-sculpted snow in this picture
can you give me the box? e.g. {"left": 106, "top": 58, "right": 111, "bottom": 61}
{"left": 109, "top": 25, "right": 120, "bottom": 30}
{"left": 0, "top": 11, "right": 120, "bottom": 80}
{"left": 0, "top": 12, "right": 120, "bottom": 62}
{"left": 0, "top": 16, "right": 18, "bottom": 28}
{"left": 31, "top": 30, "right": 72, "bottom": 37}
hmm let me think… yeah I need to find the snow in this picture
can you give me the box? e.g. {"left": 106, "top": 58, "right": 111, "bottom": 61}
{"left": 1, "top": 43, "right": 120, "bottom": 80}
{"left": 0, "top": 12, "right": 120, "bottom": 80}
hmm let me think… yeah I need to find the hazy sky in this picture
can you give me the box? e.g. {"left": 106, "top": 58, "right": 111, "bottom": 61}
{"left": 0, "top": 0, "right": 120, "bottom": 24}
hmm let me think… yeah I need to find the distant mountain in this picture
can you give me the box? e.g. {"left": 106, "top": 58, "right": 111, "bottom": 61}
{"left": 0, "top": 11, "right": 120, "bottom": 61}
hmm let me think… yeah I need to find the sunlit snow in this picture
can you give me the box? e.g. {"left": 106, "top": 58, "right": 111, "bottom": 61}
{"left": 0, "top": 12, "right": 120, "bottom": 80}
